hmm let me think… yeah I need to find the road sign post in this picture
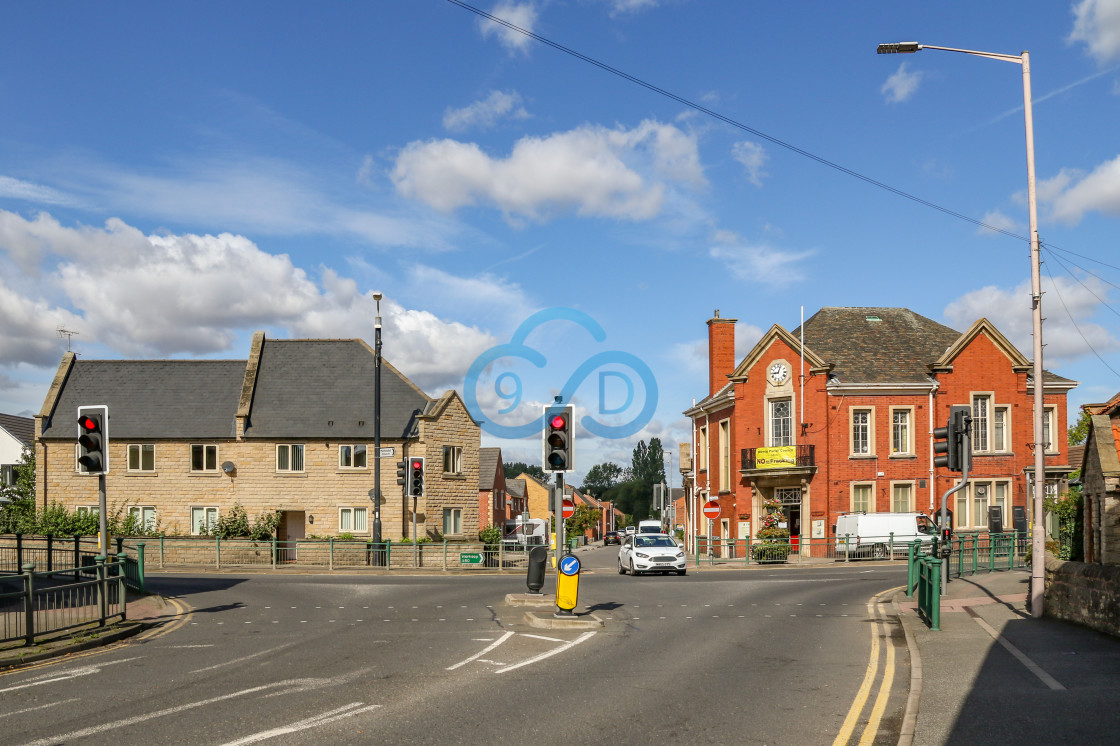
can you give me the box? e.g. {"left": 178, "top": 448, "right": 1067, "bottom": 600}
{"left": 702, "top": 501, "right": 720, "bottom": 561}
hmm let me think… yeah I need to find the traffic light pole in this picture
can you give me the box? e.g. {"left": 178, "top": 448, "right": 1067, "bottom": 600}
{"left": 938, "top": 429, "right": 971, "bottom": 594}
{"left": 555, "top": 475, "right": 566, "bottom": 572}
{"left": 98, "top": 473, "right": 108, "bottom": 555}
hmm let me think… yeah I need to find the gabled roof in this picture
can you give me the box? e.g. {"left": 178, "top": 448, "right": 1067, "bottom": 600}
{"left": 243, "top": 338, "right": 429, "bottom": 439}
{"left": 506, "top": 479, "right": 527, "bottom": 499}
{"left": 479, "top": 448, "right": 502, "bottom": 490}
{"left": 730, "top": 324, "right": 828, "bottom": 382}
{"left": 795, "top": 307, "right": 961, "bottom": 384}
{"left": 39, "top": 359, "right": 246, "bottom": 439}
{"left": 0, "top": 413, "right": 34, "bottom": 445}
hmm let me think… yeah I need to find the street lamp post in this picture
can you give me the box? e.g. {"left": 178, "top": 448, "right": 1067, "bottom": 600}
{"left": 878, "top": 41, "right": 1046, "bottom": 617}
{"left": 372, "top": 291, "right": 384, "bottom": 564}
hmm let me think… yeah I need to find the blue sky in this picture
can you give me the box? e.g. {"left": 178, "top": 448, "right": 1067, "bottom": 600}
{"left": 2, "top": 1, "right": 1118, "bottom": 482}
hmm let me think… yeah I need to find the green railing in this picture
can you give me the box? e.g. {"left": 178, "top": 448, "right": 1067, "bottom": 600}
{"left": 944, "top": 531, "right": 1027, "bottom": 577}
{"left": 916, "top": 554, "right": 942, "bottom": 631}
{"left": 690, "top": 535, "right": 924, "bottom": 566}
{"left": 0, "top": 554, "right": 128, "bottom": 647}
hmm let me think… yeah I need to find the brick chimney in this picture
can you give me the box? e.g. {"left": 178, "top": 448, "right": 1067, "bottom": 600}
{"left": 708, "top": 310, "right": 737, "bottom": 397}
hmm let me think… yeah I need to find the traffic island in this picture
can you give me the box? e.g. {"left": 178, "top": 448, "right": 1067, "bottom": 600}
{"left": 523, "top": 610, "right": 605, "bottom": 630}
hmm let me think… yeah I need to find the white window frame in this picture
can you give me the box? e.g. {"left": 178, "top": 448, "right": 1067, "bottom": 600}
{"left": 129, "top": 506, "right": 157, "bottom": 532}
{"left": 127, "top": 444, "right": 155, "bottom": 472}
{"left": 769, "top": 398, "right": 793, "bottom": 447}
{"left": 1042, "top": 406, "right": 1058, "bottom": 454}
{"left": 190, "top": 444, "right": 218, "bottom": 472}
{"left": 718, "top": 419, "right": 731, "bottom": 492}
{"left": 850, "top": 407, "right": 875, "bottom": 457}
{"left": 191, "top": 506, "right": 218, "bottom": 535}
{"left": 851, "top": 482, "right": 874, "bottom": 513}
{"left": 698, "top": 426, "right": 709, "bottom": 471}
{"left": 891, "top": 481, "right": 915, "bottom": 512}
{"left": 443, "top": 507, "right": 463, "bottom": 536}
{"left": 443, "top": 445, "right": 463, "bottom": 475}
{"left": 339, "top": 444, "right": 368, "bottom": 469}
{"left": 339, "top": 506, "right": 368, "bottom": 533}
{"left": 992, "top": 405, "right": 1010, "bottom": 453}
{"left": 276, "top": 444, "right": 305, "bottom": 473}
{"left": 77, "top": 505, "right": 100, "bottom": 518}
{"left": 972, "top": 394, "right": 992, "bottom": 453}
{"left": 890, "top": 407, "right": 913, "bottom": 456}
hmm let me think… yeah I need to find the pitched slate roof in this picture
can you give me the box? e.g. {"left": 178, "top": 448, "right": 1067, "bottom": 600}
{"left": 507, "top": 479, "right": 527, "bottom": 499}
{"left": 242, "top": 339, "right": 428, "bottom": 439}
{"left": 0, "top": 413, "right": 34, "bottom": 445}
{"left": 479, "top": 448, "right": 501, "bottom": 490}
{"left": 39, "top": 360, "right": 246, "bottom": 440}
{"left": 795, "top": 307, "right": 962, "bottom": 384}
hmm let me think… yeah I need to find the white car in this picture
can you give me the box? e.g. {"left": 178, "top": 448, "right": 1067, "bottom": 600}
{"left": 618, "top": 533, "right": 687, "bottom": 576}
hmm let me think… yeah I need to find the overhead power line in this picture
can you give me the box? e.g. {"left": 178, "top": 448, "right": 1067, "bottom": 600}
{"left": 447, "top": 0, "right": 1029, "bottom": 242}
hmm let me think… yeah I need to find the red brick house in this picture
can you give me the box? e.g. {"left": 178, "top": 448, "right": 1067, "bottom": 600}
{"left": 684, "top": 307, "right": 1076, "bottom": 553}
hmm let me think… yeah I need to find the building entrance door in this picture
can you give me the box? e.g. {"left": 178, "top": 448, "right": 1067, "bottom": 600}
{"left": 775, "top": 487, "right": 802, "bottom": 552}
{"left": 279, "top": 511, "right": 305, "bottom": 564}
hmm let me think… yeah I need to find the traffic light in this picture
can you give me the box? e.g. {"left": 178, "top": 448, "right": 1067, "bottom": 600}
{"left": 408, "top": 457, "right": 425, "bottom": 497}
{"left": 933, "top": 405, "right": 971, "bottom": 473}
{"left": 396, "top": 460, "right": 408, "bottom": 486}
{"left": 543, "top": 405, "right": 574, "bottom": 473}
{"left": 77, "top": 405, "right": 109, "bottom": 474}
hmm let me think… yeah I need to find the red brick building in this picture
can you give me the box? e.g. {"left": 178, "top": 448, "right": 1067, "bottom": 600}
{"left": 683, "top": 307, "right": 1076, "bottom": 552}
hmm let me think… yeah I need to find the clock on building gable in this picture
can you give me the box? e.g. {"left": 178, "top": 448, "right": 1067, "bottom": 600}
{"left": 768, "top": 361, "right": 790, "bottom": 385}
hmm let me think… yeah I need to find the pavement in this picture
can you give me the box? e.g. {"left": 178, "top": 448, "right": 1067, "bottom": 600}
{"left": 892, "top": 569, "right": 1120, "bottom": 745}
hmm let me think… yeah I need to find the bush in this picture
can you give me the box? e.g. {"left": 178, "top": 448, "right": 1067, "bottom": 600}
{"left": 198, "top": 504, "right": 281, "bottom": 540}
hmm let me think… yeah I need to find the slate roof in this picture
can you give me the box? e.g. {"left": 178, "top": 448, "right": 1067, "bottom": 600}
{"left": 507, "top": 479, "right": 527, "bottom": 499}
{"left": 793, "top": 307, "right": 962, "bottom": 384}
{"left": 479, "top": 448, "right": 501, "bottom": 490}
{"left": 0, "top": 413, "right": 34, "bottom": 445}
{"left": 38, "top": 336, "right": 432, "bottom": 441}
{"left": 39, "top": 360, "right": 246, "bottom": 440}
{"left": 243, "top": 339, "right": 427, "bottom": 439}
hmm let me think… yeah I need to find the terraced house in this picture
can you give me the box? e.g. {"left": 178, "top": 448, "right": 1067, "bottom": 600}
{"left": 685, "top": 307, "right": 1076, "bottom": 553}
{"left": 33, "top": 332, "right": 481, "bottom": 544}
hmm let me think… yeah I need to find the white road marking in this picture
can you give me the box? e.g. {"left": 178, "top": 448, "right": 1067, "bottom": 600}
{"left": 0, "top": 698, "right": 79, "bottom": 719}
{"left": 495, "top": 632, "right": 597, "bottom": 674}
{"left": 446, "top": 630, "right": 516, "bottom": 670}
{"left": 521, "top": 634, "right": 564, "bottom": 643}
{"left": 218, "top": 702, "right": 381, "bottom": 745}
{"left": 0, "top": 658, "right": 140, "bottom": 694}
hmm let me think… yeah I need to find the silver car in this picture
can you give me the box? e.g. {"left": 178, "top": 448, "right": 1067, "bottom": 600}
{"left": 618, "top": 533, "right": 687, "bottom": 576}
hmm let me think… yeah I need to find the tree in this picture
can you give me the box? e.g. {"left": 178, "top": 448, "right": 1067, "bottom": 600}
{"left": 630, "top": 438, "right": 666, "bottom": 489}
{"left": 504, "top": 462, "right": 551, "bottom": 484}
{"left": 603, "top": 480, "right": 651, "bottom": 522}
{"left": 1068, "top": 406, "right": 1092, "bottom": 446}
{"left": 581, "top": 462, "right": 624, "bottom": 497}
{"left": 0, "top": 446, "right": 36, "bottom": 532}
{"left": 566, "top": 504, "right": 601, "bottom": 538}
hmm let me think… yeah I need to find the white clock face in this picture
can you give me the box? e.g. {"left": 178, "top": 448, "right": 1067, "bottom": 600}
{"left": 769, "top": 362, "right": 789, "bottom": 384}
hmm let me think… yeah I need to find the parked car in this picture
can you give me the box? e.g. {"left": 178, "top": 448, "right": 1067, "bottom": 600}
{"left": 618, "top": 533, "right": 687, "bottom": 576}
{"left": 604, "top": 531, "right": 621, "bottom": 545}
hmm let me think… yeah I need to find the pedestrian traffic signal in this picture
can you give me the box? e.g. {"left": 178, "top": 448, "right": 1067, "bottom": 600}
{"left": 543, "top": 405, "right": 574, "bottom": 473}
{"left": 77, "top": 405, "right": 109, "bottom": 474}
{"left": 396, "top": 460, "right": 408, "bottom": 486}
{"left": 408, "top": 457, "right": 425, "bottom": 497}
{"left": 933, "top": 405, "right": 972, "bottom": 473}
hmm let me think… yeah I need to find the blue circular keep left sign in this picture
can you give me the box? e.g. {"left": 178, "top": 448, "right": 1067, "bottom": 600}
{"left": 559, "top": 554, "right": 581, "bottom": 576}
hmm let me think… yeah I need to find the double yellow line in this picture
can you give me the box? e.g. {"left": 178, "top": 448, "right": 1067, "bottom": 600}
{"left": 833, "top": 586, "right": 902, "bottom": 746}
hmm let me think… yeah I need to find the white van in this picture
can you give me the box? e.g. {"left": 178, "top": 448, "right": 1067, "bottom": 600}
{"left": 637, "top": 520, "right": 663, "bottom": 535}
{"left": 834, "top": 512, "right": 937, "bottom": 559}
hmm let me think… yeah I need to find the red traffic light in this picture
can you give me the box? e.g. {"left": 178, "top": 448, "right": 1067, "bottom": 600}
{"left": 550, "top": 415, "right": 566, "bottom": 430}
{"left": 412, "top": 460, "right": 423, "bottom": 470}
{"left": 79, "top": 415, "right": 98, "bottom": 431}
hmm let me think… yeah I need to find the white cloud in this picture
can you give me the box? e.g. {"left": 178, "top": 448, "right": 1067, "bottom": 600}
{"left": 605, "top": 0, "right": 661, "bottom": 15}
{"left": 1069, "top": 0, "right": 1120, "bottom": 63}
{"left": 391, "top": 120, "right": 705, "bottom": 222}
{"left": 0, "top": 176, "right": 76, "bottom": 207}
{"left": 479, "top": 2, "right": 538, "bottom": 54}
{"left": 0, "top": 211, "right": 500, "bottom": 394}
{"left": 709, "top": 234, "right": 813, "bottom": 287}
{"left": 731, "top": 141, "right": 769, "bottom": 187}
{"left": 881, "top": 62, "right": 923, "bottom": 103}
{"left": 944, "top": 275, "right": 1119, "bottom": 363}
{"left": 976, "top": 210, "right": 1022, "bottom": 236}
{"left": 1040, "top": 154, "right": 1120, "bottom": 224}
{"left": 443, "top": 90, "right": 530, "bottom": 132}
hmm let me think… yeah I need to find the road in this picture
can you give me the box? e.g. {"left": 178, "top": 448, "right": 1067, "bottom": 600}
{"left": 0, "top": 546, "right": 909, "bottom": 745}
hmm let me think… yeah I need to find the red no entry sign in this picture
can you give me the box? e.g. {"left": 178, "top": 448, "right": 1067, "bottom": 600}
{"left": 702, "top": 500, "right": 721, "bottom": 519}
{"left": 562, "top": 499, "right": 575, "bottom": 519}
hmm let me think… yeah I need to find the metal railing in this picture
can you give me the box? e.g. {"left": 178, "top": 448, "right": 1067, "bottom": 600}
{"left": 944, "top": 531, "right": 1027, "bottom": 577}
{"left": 1, "top": 534, "right": 144, "bottom": 593}
{"left": 691, "top": 534, "right": 929, "bottom": 566}
{"left": 0, "top": 554, "right": 128, "bottom": 647}
{"left": 916, "top": 554, "right": 942, "bottom": 631}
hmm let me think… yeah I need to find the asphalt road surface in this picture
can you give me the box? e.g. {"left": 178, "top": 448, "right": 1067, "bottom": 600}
{"left": 0, "top": 546, "right": 909, "bottom": 745}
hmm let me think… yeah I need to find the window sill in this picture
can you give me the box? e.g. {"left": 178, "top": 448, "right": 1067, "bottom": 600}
{"left": 336, "top": 469, "right": 372, "bottom": 475}
{"left": 126, "top": 471, "right": 160, "bottom": 477}
{"left": 274, "top": 472, "right": 308, "bottom": 478}
{"left": 849, "top": 454, "right": 877, "bottom": 460}
{"left": 188, "top": 472, "right": 223, "bottom": 477}
{"left": 443, "top": 473, "right": 466, "bottom": 480}
{"left": 888, "top": 454, "right": 916, "bottom": 460}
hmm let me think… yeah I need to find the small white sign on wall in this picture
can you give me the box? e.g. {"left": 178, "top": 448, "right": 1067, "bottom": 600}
{"left": 812, "top": 520, "right": 825, "bottom": 539}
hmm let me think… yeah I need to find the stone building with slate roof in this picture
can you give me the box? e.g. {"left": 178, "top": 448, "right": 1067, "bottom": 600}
{"left": 33, "top": 332, "right": 481, "bottom": 542}
{"left": 1080, "top": 392, "right": 1120, "bottom": 565}
{"left": 1, "top": 412, "right": 34, "bottom": 488}
{"left": 684, "top": 307, "right": 1076, "bottom": 552}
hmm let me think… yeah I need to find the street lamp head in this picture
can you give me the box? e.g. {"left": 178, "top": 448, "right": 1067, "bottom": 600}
{"left": 877, "top": 41, "right": 921, "bottom": 54}
{"left": 371, "top": 291, "right": 383, "bottom": 302}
